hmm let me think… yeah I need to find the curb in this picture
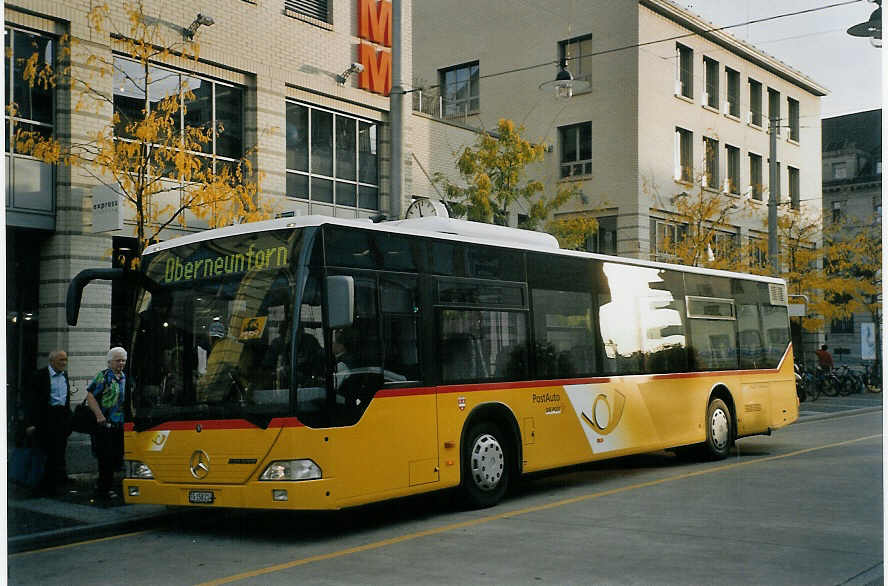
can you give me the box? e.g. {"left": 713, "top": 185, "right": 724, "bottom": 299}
{"left": 795, "top": 405, "right": 883, "bottom": 424}
{"left": 8, "top": 507, "right": 182, "bottom": 554}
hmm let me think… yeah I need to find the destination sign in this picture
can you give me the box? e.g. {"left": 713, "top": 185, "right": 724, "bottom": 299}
{"left": 161, "top": 244, "right": 289, "bottom": 284}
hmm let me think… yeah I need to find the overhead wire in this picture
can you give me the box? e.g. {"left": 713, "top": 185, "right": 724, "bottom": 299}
{"left": 403, "top": 0, "right": 863, "bottom": 93}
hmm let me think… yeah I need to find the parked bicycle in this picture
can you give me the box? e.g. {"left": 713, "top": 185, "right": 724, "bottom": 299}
{"left": 796, "top": 363, "right": 819, "bottom": 402}
{"left": 834, "top": 364, "right": 867, "bottom": 396}
{"left": 863, "top": 363, "right": 882, "bottom": 393}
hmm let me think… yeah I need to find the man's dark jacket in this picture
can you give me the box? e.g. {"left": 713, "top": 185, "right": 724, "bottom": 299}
{"left": 25, "top": 366, "right": 71, "bottom": 432}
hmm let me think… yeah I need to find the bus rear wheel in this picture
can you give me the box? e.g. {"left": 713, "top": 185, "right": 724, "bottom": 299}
{"left": 704, "top": 398, "right": 733, "bottom": 460}
{"left": 461, "top": 422, "right": 510, "bottom": 508}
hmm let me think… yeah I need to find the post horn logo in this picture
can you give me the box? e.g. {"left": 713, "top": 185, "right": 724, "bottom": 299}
{"left": 581, "top": 390, "right": 626, "bottom": 435}
{"left": 189, "top": 450, "right": 210, "bottom": 479}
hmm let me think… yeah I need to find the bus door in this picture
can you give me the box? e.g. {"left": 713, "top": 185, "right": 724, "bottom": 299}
{"left": 307, "top": 270, "right": 437, "bottom": 502}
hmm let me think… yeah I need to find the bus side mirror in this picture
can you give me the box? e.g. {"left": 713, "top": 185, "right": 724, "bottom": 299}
{"left": 325, "top": 275, "right": 355, "bottom": 329}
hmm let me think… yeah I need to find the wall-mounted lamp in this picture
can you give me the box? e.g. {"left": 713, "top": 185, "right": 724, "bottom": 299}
{"left": 338, "top": 62, "right": 365, "bottom": 85}
{"left": 184, "top": 13, "right": 215, "bottom": 40}
{"left": 538, "top": 58, "right": 589, "bottom": 100}
{"left": 847, "top": 0, "right": 881, "bottom": 47}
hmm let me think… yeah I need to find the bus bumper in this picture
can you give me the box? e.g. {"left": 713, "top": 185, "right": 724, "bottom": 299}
{"left": 123, "top": 478, "right": 340, "bottom": 510}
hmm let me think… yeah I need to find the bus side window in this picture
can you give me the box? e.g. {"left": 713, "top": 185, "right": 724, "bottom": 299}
{"left": 380, "top": 276, "right": 420, "bottom": 383}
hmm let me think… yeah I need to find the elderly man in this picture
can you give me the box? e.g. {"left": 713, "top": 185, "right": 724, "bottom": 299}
{"left": 25, "top": 350, "right": 72, "bottom": 496}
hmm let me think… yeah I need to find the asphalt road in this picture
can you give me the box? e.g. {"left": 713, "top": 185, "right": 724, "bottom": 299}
{"left": 9, "top": 409, "right": 883, "bottom": 586}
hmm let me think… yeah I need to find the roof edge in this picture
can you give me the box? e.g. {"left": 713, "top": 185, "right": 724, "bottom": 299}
{"left": 640, "top": 0, "right": 829, "bottom": 97}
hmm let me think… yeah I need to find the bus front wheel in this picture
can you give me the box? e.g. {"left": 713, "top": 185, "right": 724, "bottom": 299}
{"left": 461, "top": 422, "right": 510, "bottom": 508}
{"left": 704, "top": 398, "right": 733, "bottom": 460}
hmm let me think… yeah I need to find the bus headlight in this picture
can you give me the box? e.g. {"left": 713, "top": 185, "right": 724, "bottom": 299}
{"left": 259, "top": 459, "right": 322, "bottom": 481}
{"left": 124, "top": 460, "right": 154, "bottom": 479}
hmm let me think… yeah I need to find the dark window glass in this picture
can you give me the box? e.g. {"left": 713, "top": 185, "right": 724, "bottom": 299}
{"left": 215, "top": 84, "right": 243, "bottom": 159}
{"left": 438, "top": 280, "right": 525, "bottom": 307}
{"left": 335, "top": 182, "right": 356, "bottom": 207}
{"left": 374, "top": 232, "right": 419, "bottom": 272}
{"left": 182, "top": 75, "right": 213, "bottom": 154}
{"left": 312, "top": 176, "right": 333, "bottom": 203}
{"left": 440, "top": 61, "right": 479, "bottom": 117}
{"left": 726, "top": 145, "right": 740, "bottom": 194}
{"left": 761, "top": 305, "right": 789, "bottom": 366}
{"left": 532, "top": 288, "right": 596, "bottom": 378}
{"left": 113, "top": 58, "right": 146, "bottom": 139}
{"left": 677, "top": 43, "right": 693, "bottom": 99}
{"left": 585, "top": 216, "right": 617, "bottom": 254}
{"left": 726, "top": 67, "right": 740, "bottom": 117}
{"left": 325, "top": 227, "right": 419, "bottom": 272}
{"left": 311, "top": 109, "right": 333, "bottom": 176}
{"left": 789, "top": 166, "right": 800, "bottom": 210}
{"left": 749, "top": 79, "right": 762, "bottom": 126}
{"left": 335, "top": 116, "right": 356, "bottom": 180}
{"left": 768, "top": 88, "right": 780, "bottom": 131}
{"left": 704, "top": 57, "right": 719, "bottom": 108}
{"left": 358, "top": 121, "right": 378, "bottom": 184}
{"left": 788, "top": 98, "right": 800, "bottom": 142}
{"left": 287, "top": 173, "right": 308, "bottom": 198}
{"left": 429, "top": 241, "right": 523, "bottom": 280}
{"left": 737, "top": 303, "right": 765, "bottom": 368}
{"left": 704, "top": 136, "right": 719, "bottom": 187}
{"left": 358, "top": 185, "right": 378, "bottom": 210}
{"left": 440, "top": 309, "right": 526, "bottom": 383}
{"left": 560, "top": 35, "right": 594, "bottom": 78}
{"left": 286, "top": 103, "right": 309, "bottom": 172}
{"left": 750, "top": 153, "right": 763, "bottom": 200}
{"left": 380, "top": 276, "right": 421, "bottom": 382}
{"left": 12, "top": 31, "right": 54, "bottom": 124}
{"left": 677, "top": 127, "right": 693, "bottom": 182}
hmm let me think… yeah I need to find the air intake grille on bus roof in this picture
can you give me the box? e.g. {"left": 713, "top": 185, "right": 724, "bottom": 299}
{"left": 768, "top": 283, "right": 788, "bottom": 306}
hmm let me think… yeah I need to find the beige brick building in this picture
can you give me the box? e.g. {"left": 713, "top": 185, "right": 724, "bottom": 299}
{"left": 5, "top": 0, "right": 477, "bottom": 408}
{"left": 413, "top": 0, "right": 827, "bottom": 259}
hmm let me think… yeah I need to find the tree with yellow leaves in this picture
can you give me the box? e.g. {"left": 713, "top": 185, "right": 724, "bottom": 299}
{"left": 10, "top": 2, "right": 270, "bottom": 265}
{"left": 433, "top": 118, "right": 599, "bottom": 249}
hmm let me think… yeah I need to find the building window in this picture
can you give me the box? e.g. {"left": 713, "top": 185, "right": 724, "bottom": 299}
{"left": 560, "top": 34, "right": 593, "bottom": 80}
{"left": 284, "top": 0, "right": 329, "bottom": 23}
{"left": 768, "top": 87, "right": 780, "bottom": 133}
{"left": 559, "top": 122, "right": 592, "bottom": 178}
{"left": 703, "top": 136, "right": 719, "bottom": 188}
{"left": 832, "top": 162, "right": 847, "bottom": 179}
{"left": 832, "top": 200, "right": 843, "bottom": 224}
{"left": 725, "top": 67, "right": 740, "bottom": 117}
{"left": 650, "top": 219, "right": 687, "bottom": 259}
{"left": 788, "top": 166, "right": 800, "bottom": 209}
{"left": 749, "top": 153, "right": 763, "bottom": 200}
{"left": 5, "top": 27, "right": 55, "bottom": 212}
{"left": 703, "top": 57, "right": 719, "bottom": 109}
{"left": 788, "top": 97, "right": 800, "bottom": 142}
{"left": 725, "top": 144, "right": 740, "bottom": 195}
{"left": 585, "top": 215, "right": 617, "bottom": 255}
{"left": 749, "top": 237, "right": 767, "bottom": 268}
{"left": 712, "top": 230, "right": 738, "bottom": 260}
{"left": 286, "top": 101, "right": 379, "bottom": 212}
{"left": 831, "top": 316, "right": 854, "bottom": 334}
{"left": 675, "top": 127, "right": 693, "bottom": 182}
{"left": 748, "top": 78, "right": 762, "bottom": 126}
{"left": 112, "top": 56, "right": 244, "bottom": 173}
{"left": 439, "top": 61, "right": 479, "bottom": 118}
{"left": 676, "top": 43, "right": 693, "bottom": 99}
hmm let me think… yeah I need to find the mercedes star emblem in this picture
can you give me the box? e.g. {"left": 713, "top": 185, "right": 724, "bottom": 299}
{"left": 189, "top": 449, "right": 210, "bottom": 479}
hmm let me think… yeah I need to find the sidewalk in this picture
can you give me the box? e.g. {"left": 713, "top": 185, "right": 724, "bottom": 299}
{"left": 7, "top": 432, "right": 176, "bottom": 553}
{"left": 6, "top": 392, "right": 882, "bottom": 553}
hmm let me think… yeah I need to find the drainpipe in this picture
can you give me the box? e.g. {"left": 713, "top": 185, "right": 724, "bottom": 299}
{"left": 390, "top": 0, "right": 405, "bottom": 219}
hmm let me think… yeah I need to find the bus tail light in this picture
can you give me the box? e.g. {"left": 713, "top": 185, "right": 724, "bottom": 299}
{"left": 124, "top": 460, "right": 154, "bottom": 479}
{"left": 259, "top": 459, "right": 322, "bottom": 481}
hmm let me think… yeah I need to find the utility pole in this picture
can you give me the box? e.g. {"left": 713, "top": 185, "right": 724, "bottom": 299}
{"left": 390, "top": 0, "right": 405, "bottom": 220}
{"left": 768, "top": 114, "right": 779, "bottom": 273}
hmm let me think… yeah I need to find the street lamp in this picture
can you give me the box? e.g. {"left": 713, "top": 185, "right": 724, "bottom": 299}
{"left": 538, "top": 59, "right": 589, "bottom": 100}
{"left": 847, "top": 1, "right": 881, "bottom": 47}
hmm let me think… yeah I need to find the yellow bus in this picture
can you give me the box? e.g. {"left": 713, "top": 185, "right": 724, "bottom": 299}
{"left": 68, "top": 215, "right": 798, "bottom": 509}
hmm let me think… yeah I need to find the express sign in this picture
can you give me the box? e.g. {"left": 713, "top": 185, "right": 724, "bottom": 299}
{"left": 357, "top": 0, "right": 392, "bottom": 96}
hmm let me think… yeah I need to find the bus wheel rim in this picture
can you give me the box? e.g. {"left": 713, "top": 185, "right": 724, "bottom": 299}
{"left": 710, "top": 407, "right": 729, "bottom": 450}
{"left": 470, "top": 433, "right": 504, "bottom": 491}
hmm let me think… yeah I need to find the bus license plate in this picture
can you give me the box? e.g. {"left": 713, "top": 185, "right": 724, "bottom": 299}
{"left": 189, "top": 490, "right": 214, "bottom": 504}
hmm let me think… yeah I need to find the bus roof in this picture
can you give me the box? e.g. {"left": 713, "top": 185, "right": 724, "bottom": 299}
{"left": 142, "top": 215, "right": 786, "bottom": 286}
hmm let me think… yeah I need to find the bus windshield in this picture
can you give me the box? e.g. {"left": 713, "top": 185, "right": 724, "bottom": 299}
{"left": 131, "top": 228, "right": 312, "bottom": 429}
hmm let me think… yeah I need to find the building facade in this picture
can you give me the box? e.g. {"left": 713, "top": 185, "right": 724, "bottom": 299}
{"left": 413, "top": 0, "right": 827, "bottom": 260}
{"left": 821, "top": 109, "right": 882, "bottom": 368}
{"left": 5, "top": 0, "right": 478, "bottom": 413}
